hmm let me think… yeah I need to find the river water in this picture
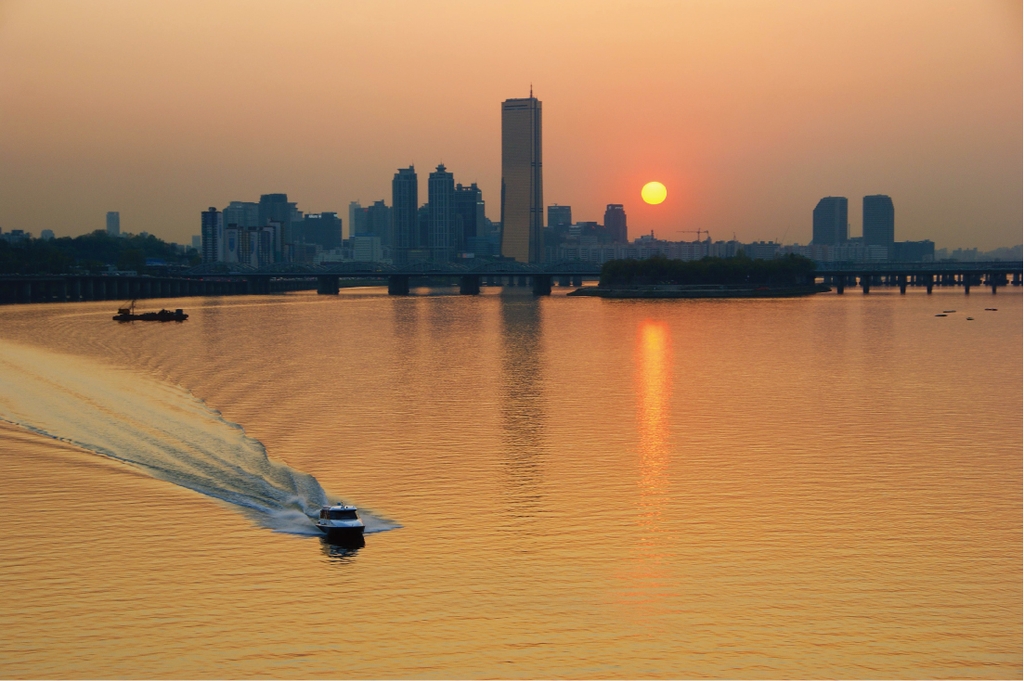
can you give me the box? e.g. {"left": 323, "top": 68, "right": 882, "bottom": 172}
{"left": 0, "top": 287, "right": 1019, "bottom": 678}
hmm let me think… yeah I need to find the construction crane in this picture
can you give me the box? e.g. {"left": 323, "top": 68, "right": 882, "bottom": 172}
{"left": 676, "top": 229, "right": 710, "bottom": 242}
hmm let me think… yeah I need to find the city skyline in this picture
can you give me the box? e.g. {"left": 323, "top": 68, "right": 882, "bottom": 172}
{"left": 0, "top": 1, "right": 1019, "bottom": 251}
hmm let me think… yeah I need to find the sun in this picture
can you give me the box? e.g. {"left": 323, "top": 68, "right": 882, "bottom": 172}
{"left": 641, "top": 181, "right": 667, "bottom": 205}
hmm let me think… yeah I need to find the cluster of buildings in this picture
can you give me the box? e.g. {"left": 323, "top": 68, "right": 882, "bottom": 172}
{"left": 199, "top": 96, "right": 548, "bottom": 267}
{"left": 806, "top": 195, "right": 934, "bottom": 262}
{"left": 193, "top": 93, "right": 980, "bottom": 268}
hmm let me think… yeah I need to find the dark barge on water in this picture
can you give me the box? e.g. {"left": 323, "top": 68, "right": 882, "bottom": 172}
{"left": 113, "top": 300, "right": 188, "bottom": 322}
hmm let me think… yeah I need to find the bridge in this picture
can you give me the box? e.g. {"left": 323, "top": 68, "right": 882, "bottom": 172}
{"left": 0, "top": 260, "right": 603, "bottom": 304}
{"left": 812, "top": 261, "right": 1023, "bottom": 295}
{"left": 0, "top": 260, "right": 1019, "bottom": 304}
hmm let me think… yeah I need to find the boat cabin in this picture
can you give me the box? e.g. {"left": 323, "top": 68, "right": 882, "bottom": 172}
{"left": 319, "top": 506, "right": 358, "bottom": 520}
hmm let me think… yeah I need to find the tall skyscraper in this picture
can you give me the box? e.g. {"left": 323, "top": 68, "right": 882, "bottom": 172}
{"left": 391, "top": 166, "right": 419, "bottom": 262}
{"left": 862, "top": 195, "right": 894, "bottom": 256}
{"left": 501, "top": 95, "right": 543, "bottom": 263}
{"left": 200, "top": 207, "right": 223, "bottom": 263}
{"left": 366, "top": 200, "right": 392, "bottom": 246}
{"left": 106, "top": 211, "right": 120, "bottom": 236}
{"left": 604, "top": 204, "right": 628, "bottom": 243}
{"left": 428, "top": 164, "right": 455, "bottom": 262}
{"left": 258, "top": 193, "right": 298, "bottom": 261}
{"left": 454, "top": 182, "right": 484, "bottom": 253}
{"left": 812, "top": 197, "right": 848, "bottom": 245}
{"left": 348, "top": 201, "right": 366, "bottom": 238}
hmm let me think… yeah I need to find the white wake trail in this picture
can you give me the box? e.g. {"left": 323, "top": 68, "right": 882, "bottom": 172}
{"left": 0, "top": 338, "right": 395, "bottom": 535}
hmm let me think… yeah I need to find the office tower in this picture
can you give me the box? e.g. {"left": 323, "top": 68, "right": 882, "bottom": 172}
{"left": 302, "top": 212, "right": 343, "bottom": 250}
{"left": 391, "top": 166, "right": 419, "bottom": 262}
{"left": 604, "top": 204, "right": 628, "bottom": 243}
{"left": 812, "top": 197, "right": 848, "bottom": 245}
{"left": 862, "top": 195, "right": 895, "bottom": 256}
{"left": 501, "top": 95, "right": 543, "bottom": 263}
{"left": 428, "top": 164, "right": 455, "bottom": 262}
{"left": 366, "top": 200, "right": 391, "bottom": 246}
{"left": 259, "top": 193, "right": 297, "bottom": 260}
{"left": 454, "top": 183, "right": 484, "bottom": 252}
{"left": 191, "top": 235, "right": 201, "bottom": 250}
{"left": 348, "top": 201, "right": 366, "bottom": 238}
{"left": 223, "top": 201, "right": 260, "bottom": 229}
{"left": 547, "top": 205, "right": 572, "bottom": 230}
{"left": 200, "top": 207, "right": 223, "bottom": 263}
{"left": 106, "top": 211, "right": 120, "bottom": 236}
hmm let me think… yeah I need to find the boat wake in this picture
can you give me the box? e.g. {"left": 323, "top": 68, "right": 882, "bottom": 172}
{"left": 0, "top": 338, "right": 396, "bottom": 535}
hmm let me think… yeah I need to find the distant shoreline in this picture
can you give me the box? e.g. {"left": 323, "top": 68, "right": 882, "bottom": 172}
{"left": 567, "top": 284, "right": 830, "bottom": 299}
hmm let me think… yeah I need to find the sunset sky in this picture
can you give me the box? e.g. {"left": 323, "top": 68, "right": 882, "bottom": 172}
{"left": 0, "top": 0, "right": 1020, "bottom": 249}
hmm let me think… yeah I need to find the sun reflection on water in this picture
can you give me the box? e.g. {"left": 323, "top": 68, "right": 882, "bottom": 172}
{"left": 637, "top": 319, "right": 672, "bottom": 504}
{"left": 620, "top": 319, "right": 676, "bottom": 614}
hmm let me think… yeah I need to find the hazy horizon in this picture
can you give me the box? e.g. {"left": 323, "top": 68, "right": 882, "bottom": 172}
{"left": 0, "top": 0, "right": 1020, "bottom": 250}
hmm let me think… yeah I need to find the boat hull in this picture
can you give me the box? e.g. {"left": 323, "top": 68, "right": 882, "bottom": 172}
{"left": 318, "top": 525, "right": 365, "bottom": 546}
{"left": 113, "top": 312, "right": 188, "bottom": 322}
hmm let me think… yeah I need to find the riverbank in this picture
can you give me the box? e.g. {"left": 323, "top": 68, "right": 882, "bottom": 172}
{"left": 567, "top": 283, "right": 831, "bottom": 298}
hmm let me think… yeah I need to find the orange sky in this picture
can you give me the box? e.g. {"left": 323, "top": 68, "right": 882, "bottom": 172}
{"left": 0, "top": 0, "right": 1020, "bottom": 249}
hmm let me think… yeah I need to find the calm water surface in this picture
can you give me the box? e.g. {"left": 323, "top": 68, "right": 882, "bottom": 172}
{"left": 0, "top": 287, "right": 1020, "bottom": 678}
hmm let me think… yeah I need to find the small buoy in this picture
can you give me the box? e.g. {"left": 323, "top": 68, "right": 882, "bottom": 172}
{"left": 943, "top": 310, "right": 956, "bottom": 313}
{"left": 935, "top": 314, "right": 947, "bottom": 317}
{"left": 985, "top": 308, "right": 997, "bottom": 311}
{"left": 966, "top": 317, "right": 974, "bottom": 320}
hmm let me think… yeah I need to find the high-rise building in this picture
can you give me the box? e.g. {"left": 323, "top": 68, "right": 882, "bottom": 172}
{"left": 348, "top": 201, "right": 366, "bottom": 238}
{"left": 259, "top": 193, "right": 297, "bottom": 260}
{"left": 106, "top": 211, "right": 120, "bottom": 236}
{"left": 604, "top": 204, "right": 628, "bottom": 243}
{"left": 365, "top": 200, "right": 391, "bottom": 246}
{"left": 547, "top": 205, "right": 572, "bottom": 230}
{"left": 302, "top": 212, "right": 343, "bottom": 250}
{"left": 428, "top": 164, "right": 455, "bottom": 262}
{"left": 391, "top": 166, "right": 419, "bottom": 262}
{"left": 501, "top": 95, "right": 543, "bottom": 263}
{"left": 223, "top": 201, "right": 260, "bottom": 229}
{"left": 863, "top": 195, "right": 894, "bottom": 256}
{"left": 812, "top": 197, "right": 848, "bottom": 246}
{"left": 200, "top": 207, "right": 223, "bottom": 263}
{"left": 454, "top": 182, "right": 484, "bottom": 253}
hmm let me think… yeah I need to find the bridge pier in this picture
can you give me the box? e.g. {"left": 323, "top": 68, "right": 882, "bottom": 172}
{"left": 317, "top": 275, "right": 340, "bottom": 295}
{"left": 532, "top": 275, "right": 552, "bottom": 296}
{"left": 572, "top": 275, "right": 582, "bottom": 287}
{"left": 388, "top": 275, "right": 410, "bottom": 296}
{"left": 897, "top": 273, "right": 907, "bottom": 294}
{"left": 459, "top": 275, "right": 480, "bottom": 295}
{"left": 558, "top": 275, "right": 571, "bottom": 287}
{"left": 860, "top": 275, "right": 870, "bottom": 294}
{"left": 835, "top": 275, "right": 845, "bottom": 294}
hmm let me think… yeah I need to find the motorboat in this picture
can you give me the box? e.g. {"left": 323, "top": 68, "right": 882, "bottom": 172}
{"left": 315, "top": 504, "right": 365, "bottom": 543}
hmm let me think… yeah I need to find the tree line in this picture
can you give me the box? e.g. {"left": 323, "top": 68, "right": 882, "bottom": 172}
{"left": 599, "top": 254, "right": 817, "bottom": 287}
{"left": 0, "top": 231, "right": 199, "bottom": 275}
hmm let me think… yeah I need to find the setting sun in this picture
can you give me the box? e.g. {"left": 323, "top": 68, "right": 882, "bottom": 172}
{"left": 641, "top": 181, "right": 667, "bottom": 205}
